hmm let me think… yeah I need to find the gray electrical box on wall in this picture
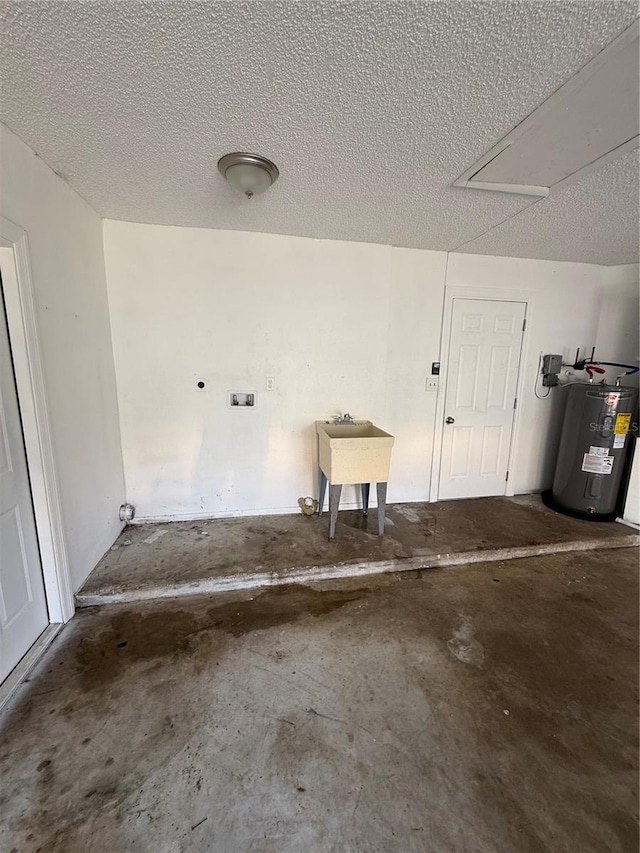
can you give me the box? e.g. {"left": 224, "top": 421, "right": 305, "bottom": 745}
{"left": 542, "top": 353, "right": 563, "bottom": 386}
{"left": 542, "top": 354, "right": 563, "bottom": 374}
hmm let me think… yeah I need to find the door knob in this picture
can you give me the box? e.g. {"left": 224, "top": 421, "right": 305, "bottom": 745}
{"left": 445, "top": 416, "right": 455, "bottom": 424}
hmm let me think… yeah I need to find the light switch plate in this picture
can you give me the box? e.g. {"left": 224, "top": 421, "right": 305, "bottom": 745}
{"left": 426, "top": 377, "right": 439, "bottom": 392}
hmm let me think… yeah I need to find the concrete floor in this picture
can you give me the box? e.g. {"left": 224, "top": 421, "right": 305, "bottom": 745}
{"left": 2, "top": 547, "right": 638, "bottom": 852}
{"left": 78, "top": 496, "right": 638, "bottom": 606}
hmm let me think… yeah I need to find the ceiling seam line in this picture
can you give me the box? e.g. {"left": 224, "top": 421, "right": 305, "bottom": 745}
{"left": 448, "top": 194, "right": 546, "bottom": 254}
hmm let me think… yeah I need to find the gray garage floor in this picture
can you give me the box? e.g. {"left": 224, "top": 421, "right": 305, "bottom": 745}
{"left": 1, "top": 547, "right": 638, "bottom": 853}
{"left": 78, "top": 495, "right": 637, "bottom": 606}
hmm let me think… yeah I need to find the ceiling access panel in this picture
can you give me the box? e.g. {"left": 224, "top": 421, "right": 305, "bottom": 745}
{"left": 454, "top": 20, "right": 639, "bottom": 197}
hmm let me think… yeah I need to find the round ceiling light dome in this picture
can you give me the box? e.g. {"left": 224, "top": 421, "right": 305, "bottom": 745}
{"left": 217, "top": 152, "right": 279, "bottom": 199}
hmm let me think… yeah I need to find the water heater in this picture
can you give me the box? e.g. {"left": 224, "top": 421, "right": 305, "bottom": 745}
{"left": 551, "top": 383, "right": 638, "bottom": 518}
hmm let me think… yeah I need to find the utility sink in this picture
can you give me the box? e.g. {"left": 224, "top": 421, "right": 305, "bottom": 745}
{"left": 316, "top": 420, "right": 395, "bottom": 484}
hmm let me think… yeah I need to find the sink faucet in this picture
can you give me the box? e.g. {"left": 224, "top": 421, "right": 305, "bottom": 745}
{"left": 334, "top": 412, "right": 354, "bottom": 424}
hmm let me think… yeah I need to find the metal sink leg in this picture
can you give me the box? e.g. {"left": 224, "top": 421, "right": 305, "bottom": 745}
{"left": 329, "top": 484, "right": 342, "bottom": 540}
{"left": 377, "top": 482, "right": 388, "bottom": 535}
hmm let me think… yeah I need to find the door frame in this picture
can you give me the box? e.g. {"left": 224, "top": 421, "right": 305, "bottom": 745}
{"left": 0, "top": 216, "right": 74, "bottom": 624}
{"left": 429, "top": 285, "right": 534, "bottom": 503}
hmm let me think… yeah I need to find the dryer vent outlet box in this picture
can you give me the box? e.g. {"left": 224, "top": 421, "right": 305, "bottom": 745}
{"left": 228, "top": 391, "right": 256, "bottom": 408}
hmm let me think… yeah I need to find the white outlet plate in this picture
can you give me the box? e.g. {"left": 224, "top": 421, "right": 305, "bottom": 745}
{"left": 426, "top": 377, "right": 439, "bottom": 392}
{"left": 265, "top": 377, "right": 275, "bottom": 391}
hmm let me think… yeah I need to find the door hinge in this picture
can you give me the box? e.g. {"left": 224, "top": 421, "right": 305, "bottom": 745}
{"left": 513, "top": 396, "right": 517, "bottom": 409}
{"left": 522, "top": 318, "right": 527, "bottom": 331}
{"left": 505, "top": 470, "right": 509, "bottom": 481}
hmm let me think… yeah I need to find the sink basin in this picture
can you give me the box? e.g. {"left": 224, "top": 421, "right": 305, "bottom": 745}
{"left": 316, "top": 420, "right": 395, "bottom": 484}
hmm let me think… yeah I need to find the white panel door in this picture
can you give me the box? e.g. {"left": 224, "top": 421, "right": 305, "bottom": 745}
{"left": 0, "top": 279, "right": 48, "bottom": 683}
{"left": 439, "top": 298, "right": 526, "bottom": 500}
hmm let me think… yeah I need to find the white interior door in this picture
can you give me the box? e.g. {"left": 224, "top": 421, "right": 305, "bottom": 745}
{"left": 0, "top": 275, "right": 48, "bottom": 683}
{"left": 438, "top": 298, "right": 526, "bottom": 500}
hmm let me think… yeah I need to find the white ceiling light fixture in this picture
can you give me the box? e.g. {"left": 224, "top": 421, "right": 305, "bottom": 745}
{"left": 217, "top": 152, "right": 279, "bottom": 199}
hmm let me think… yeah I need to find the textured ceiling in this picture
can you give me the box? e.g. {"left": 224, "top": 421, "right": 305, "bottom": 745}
{"left": 460, "top": 148, "right": 640, "bottom": 264}
{"left": 1, "top": 1, "right": 638, "bottom": 265}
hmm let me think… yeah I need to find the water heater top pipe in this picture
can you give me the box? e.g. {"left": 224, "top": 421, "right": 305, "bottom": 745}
{"left": 572, "top": 347, "right": 639, "bottom": 375}
{"left": 585, "top": 365, "right": 605, "bottom": 382}
{"left": 587, "top": 361, "right": 639, "bottom": 374}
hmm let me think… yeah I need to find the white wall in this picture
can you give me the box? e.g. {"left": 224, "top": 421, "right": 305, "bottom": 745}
{"left": 385, "top": 249, "right": 447, "bottom": 502}
{"left": 105, "top": 221, "right": 638, "bottom": 521}
{"left": 622, "top": 450, "right": 640, "bottom": 526}
{"left": 596, "top": 264, "right": 639, "bottom": 379}
{"left": 600, "top": 264, "right": 640, "bottom": 526}
{"left": 0, "top": 123, "right": 125, "bottom": 591}
{"left": 103, "top": 220, "right": 447, "bottom": 519}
